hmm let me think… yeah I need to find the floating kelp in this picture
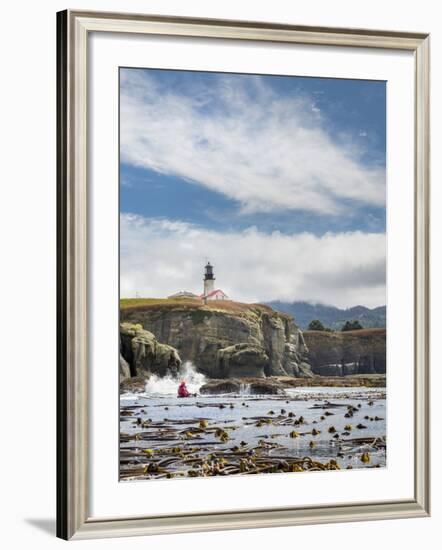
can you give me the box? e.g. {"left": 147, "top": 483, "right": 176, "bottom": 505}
{"left": 120, "top": 433, "right": 386, "bottom": 480}
{"left": 120, "top": 390, "right": 386, "bottom": 481}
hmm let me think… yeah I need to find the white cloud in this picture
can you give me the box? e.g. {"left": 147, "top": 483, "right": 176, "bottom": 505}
{"left": 120, "top": 214, "right": 386, "bottom": 308}
{"left": 120, "top": 70, "right": 385, "bottom": 216}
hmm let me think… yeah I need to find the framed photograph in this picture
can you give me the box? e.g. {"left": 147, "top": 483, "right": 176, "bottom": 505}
{"left": 57, "top": 10, "right": 430, "bottom": 540}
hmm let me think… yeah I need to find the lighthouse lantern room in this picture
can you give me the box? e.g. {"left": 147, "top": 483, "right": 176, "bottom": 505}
{"left": 203, "top": 262, "right": 215, "bottom": 296}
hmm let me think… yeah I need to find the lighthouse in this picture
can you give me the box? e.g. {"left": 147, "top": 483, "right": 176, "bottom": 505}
{"left": 201, "top": 262, "right": 229, "bottom": 301}
{"left": 203, "top": 261, "right": 215, "bottom": 297}
{"left": 168, "top": 261, "right": 229, "bottom": 301}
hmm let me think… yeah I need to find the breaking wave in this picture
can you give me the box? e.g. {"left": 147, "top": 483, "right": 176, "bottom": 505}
{"left": 144, "top": 361, "right": 206, "bottom": 396}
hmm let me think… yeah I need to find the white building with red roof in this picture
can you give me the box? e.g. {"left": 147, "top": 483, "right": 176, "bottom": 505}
{"left": 201, "top": 288, "right": 229, "bottom": 301}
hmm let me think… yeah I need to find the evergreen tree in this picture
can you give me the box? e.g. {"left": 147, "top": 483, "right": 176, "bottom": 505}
{"left": 341, "top": 320, "right": 363, "bottom": 331}
{"left": 308, "top": 319, "right": 326, "bottom": 331}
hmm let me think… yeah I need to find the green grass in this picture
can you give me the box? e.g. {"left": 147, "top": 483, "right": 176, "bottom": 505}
{"left": 119, "top": 297, "right": 288, "bottom": 319}
{"left": 120, "top": 297, "right": 202, "bottom": 309}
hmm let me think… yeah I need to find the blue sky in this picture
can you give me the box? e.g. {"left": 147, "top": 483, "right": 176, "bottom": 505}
{"left": 120, "top": 68, "right": 386, "bottom": 307}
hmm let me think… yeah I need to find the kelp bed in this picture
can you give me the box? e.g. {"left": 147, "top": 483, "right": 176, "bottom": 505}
{"left": 120, "top": 393, "right": 386, "bottom": 481}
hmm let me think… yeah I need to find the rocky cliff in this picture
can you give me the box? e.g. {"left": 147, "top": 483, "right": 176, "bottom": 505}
{"left": 120, "top": 300, "right": 312, "bottom": 378}
{"left": 303, "top": 328, "right": 386, "bottom": 376}
{"left": 120, "top": 322, "right": 181, "bottom": 381}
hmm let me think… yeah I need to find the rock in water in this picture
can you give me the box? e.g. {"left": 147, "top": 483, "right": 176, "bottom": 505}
{"left": 120, "top": 376, "right": 147, "bottom": 393}
{"left": 199, "top": 378, "right": 285, "bottom": 395}
{"left": 120, "top": 322, "right": 181, "bottom": 378}
{"left": 199, "top": 380, "right": 241, "bottom": 394}
{"left": 249, "top": 380, "right": 285, "bottom": 395}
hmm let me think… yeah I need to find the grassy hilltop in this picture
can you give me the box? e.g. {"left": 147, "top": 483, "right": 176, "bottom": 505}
{"left": 120, "top": 297, "right": 290, "bottom": 320}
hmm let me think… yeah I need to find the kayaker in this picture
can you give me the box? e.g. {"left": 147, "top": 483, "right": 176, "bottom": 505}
{"left": 178, "top": 380, "right": 190, "bottom": 398}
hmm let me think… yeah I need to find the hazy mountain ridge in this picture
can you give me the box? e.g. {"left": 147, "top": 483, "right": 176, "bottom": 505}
{"left": 265, "top": 301, "right": 386, "bottom": 331}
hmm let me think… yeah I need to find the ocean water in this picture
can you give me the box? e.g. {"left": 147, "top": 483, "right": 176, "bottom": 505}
{"left": 120, "top": 365, "right": 386, "bottom": 479}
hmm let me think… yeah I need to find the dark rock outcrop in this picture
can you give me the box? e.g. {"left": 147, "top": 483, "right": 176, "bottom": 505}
{"left": 199, "top": 380, "right": 242, "bottom": 394}
{"left": 119, "top": 354, "right": 131, "bottom": 382}
{"left": 303, "top": 329, "right": 386, "bottom": 376}
{"left": 120, "top": 301, "right": 311, "bottom": 378}
{"left": 249, "top": 379, "right": 285, "bottom": 395}
{"left": 217, "top": 343, "right": 268, "bottom": 378}
{"left": 120, "top": 322, "right": 181, "bottom": 378}
{"left": 120, "top": 376, "right": 148, "bottom": 393}
{"left": 199, "top": 377, "right": 286, "bottom": 395}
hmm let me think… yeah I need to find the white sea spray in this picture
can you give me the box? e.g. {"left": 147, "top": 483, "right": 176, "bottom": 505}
{"left": 144, "top": 361, "right": 206, "bottom": 396}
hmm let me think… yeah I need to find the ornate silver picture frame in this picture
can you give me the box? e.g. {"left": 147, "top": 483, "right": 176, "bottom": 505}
{"left": 57, "top": 9, "right": 430, "bottom": 540}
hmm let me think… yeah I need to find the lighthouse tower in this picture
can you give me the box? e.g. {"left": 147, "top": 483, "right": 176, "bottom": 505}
{"left": 203, "top": 261, "right": 215, "bottom": 297}
{"left": 200, "top": 261, "right": 229, "bottom": 301}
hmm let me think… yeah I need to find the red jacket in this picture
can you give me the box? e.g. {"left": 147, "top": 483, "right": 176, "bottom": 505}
{"left": 178, "top": 382, "right": 190, "bottom": 398}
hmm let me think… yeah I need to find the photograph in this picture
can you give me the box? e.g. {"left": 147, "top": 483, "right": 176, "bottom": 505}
{"left": 0, "top": 0, "right": 434, "bottom": 545}
{"left": 118, "top": 67, "right": 387, "bottom": 481}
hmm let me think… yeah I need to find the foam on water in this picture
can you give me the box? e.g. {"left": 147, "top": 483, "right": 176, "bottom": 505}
{"left": 144, "top": 361, "right": 206, "bottom": 396}
{"left": 285, "top": 386, "right": 386, "bottom": 399}
{"left": 120, "top": 392, "right": 140, "bottom": 401}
